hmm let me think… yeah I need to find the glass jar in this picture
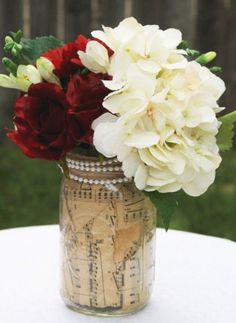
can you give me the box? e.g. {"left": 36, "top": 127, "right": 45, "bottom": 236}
{"left": 59, "top": 153, "right": 156, "bottom": 316}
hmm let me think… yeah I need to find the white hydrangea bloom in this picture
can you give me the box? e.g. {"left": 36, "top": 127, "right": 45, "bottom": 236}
{"left": 92, "top": 59, "right": 225, "bottom": 196}
{"left": 88, "top": 17, "right": 226, "bottom": 197}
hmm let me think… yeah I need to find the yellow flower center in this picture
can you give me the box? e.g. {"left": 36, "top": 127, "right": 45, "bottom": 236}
{"left": 147, "top": 104, "right": 153, "bottom": 117}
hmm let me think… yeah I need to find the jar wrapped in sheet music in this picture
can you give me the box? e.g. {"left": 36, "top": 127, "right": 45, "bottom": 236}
{"left": 59, "top": 153, "right": 156, "bottom": 316}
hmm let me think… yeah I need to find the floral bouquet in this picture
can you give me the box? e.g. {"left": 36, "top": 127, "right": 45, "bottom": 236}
{"left": 1, "top": 17, "right": 236, "bottom": 229}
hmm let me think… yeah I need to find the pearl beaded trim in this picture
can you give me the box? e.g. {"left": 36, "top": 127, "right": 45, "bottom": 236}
{"left": 66, "top": 157, "right": 122, "bottom": 173}
{"left": 66, "top": 157, "right": 119, "bottom": 167}
{"left": 67, "top": 163, "right": 122, "bottom": 172}
{"left": 65, "top": 157, "right": 131, "bottom": 187}
{"left": 69, "top": 173, "right": 130, "bottom": 185}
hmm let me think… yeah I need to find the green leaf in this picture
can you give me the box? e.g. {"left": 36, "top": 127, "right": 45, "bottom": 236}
{"left": 20, "top": 36, "right": 64, "bottom": 63}
{"left": 144, "top": 191, "right": 179, "bottom": 231}
{"left": 217, "top": 111, "right": 236, "bottom": 151}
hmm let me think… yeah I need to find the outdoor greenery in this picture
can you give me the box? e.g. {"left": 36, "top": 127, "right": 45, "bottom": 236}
{"left": 0, "top": 141, "right": 236, "bottom": 241}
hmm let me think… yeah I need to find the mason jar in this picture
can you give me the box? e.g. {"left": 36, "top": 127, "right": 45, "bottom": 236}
{"left": 59, "top": 153, "right": 156, "bottom": 316}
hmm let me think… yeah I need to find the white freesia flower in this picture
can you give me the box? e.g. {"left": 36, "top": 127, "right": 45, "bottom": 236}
{"left": 36, "top": 57, "right": 61, "bottom": 86}
{"left": 0, "top": 74, "right": 16, "bottom": 88}
{"left": 0, "top": 64, "right": 42, "bottom": 92}
{"left": 78, "top": 41, "right": 110, "bottom": 74}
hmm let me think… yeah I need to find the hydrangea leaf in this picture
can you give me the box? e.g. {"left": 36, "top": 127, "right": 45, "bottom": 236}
{"left": 20, "top": 36, "right": 64, "bottom": 63}
{"left": 144, "top": 191, "right": 179, "bottom": 231}
{"left": 217, "top": 111, "right": 236, "bottom": 152}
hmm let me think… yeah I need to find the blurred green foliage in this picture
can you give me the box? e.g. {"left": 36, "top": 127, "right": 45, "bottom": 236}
{"left": 0, "top": 141, "right": 236, "bottom": 241}
{"left": 0, "top": 142, "right": 60, "bottom": 228}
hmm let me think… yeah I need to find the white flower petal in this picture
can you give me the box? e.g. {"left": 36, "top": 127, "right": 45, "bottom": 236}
{"left": 163, "top": 28, "right": 182, "bottom": 49}
{"left": 15, "top": 78, "right": 31, "bottom": 92}
{"left": 149, "top": 146, "right": 174, "bottom": 163}
{"left": 108, "top": 51, "right": 133, "bottom": 80}
{"left": 112, "top": 17, "right": 142, "bottom": 45}
{"left": 36, "top": 57, "right": 61, "bottom": 86}
{"left": 92, "top": 17, "right": 142, "bottom": 51}
{"left": 177, "top": 166, "right": 196, "bottom": 183}
{"left": 204, "top": 69, "right": 226, "bottom": 100}
{"left": 134, "top": 164, "right": 148, "bottom": 190}
{"left": 86, "top": 41, "right": 109, "bottom": 65}
{"left": 92, "top": 113, "right": 121, "bottom": 157}
{"left": 146, "top": 176, "right": 175, "bottom": 187}
{"left": 0, "top": 74, "right": 17, "bottom": 89}
{"left": 102, "top": 79, "right": 124, "bottom": 91}
{"left": 137, "top": 59, "right": 161, "bottom": 74}
{"left": 122, "top": 151, "right": 141, "bottom": 178}
{"left": 149, "top": 168, "right": 174, "bottom": 180}
{"left": 17, "top": 65, "right": 42, "bottom": 84}
{"left": 125, "top": 131, "right": 160, "bottom": 148}
{"left": 150, "top": 89, "right": 168, "bottom": 104}
{"left": 103, "top": 90, "right": 147, "bottom": 114}
{"left": 78, "top": 51, "right": 107, "bottom": 73}
{"left": 163, "top": 52, "right": 187, "bottom": 69}
{"left": 92, "top": 30, "right": 116, "bottom": 50}
{"left": 167, "top": 153, "right": 186, "bottom": 175}
{"left": 126, "top": 64, "right": 156, "bottom": 97}
{"left": 138, "top": 149, "right": 162, "bottom": 168}
{"left": 158, "top": 182, "right": 181, "bottom": 193}
{"left": 182, "top": 170, "right": 215, "bottom": 196}
{"left": 117, "top": 146, "right": 132, "bottom": 161}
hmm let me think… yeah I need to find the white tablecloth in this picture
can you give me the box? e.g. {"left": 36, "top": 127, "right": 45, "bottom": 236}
{"left": 0, "top": 225, "right": 235, "bottom": 323}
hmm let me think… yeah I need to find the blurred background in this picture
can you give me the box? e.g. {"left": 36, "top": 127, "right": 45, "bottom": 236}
{"left": 0, "top": 0, "right": 236, "bottom": 240}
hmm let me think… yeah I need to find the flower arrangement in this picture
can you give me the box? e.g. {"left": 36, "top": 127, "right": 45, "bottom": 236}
{"left": 1, "top": 17, "right": 235, "bottom": 229}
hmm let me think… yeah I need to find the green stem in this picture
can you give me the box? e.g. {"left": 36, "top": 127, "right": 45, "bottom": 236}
{"left": 58, "top": 156, "right": 69, "bottom": 178}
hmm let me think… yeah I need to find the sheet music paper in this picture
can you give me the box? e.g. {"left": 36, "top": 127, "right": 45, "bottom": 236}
{"left": 60, "top": 177, "right": 156, "bottom": 313}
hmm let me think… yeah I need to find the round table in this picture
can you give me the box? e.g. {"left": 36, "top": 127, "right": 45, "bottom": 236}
{"left": 0, "top": 225, "right": 235, "bottom": 323}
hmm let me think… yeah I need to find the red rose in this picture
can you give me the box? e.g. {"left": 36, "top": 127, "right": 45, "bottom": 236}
{"left": 7, "top": 83, "right": 80, "bottom": 161}
{"left": 42, "top": 35, "right": 90, "bottom": 79}
{"left": 66, "top": 72, "right": 110, "bottom": 144}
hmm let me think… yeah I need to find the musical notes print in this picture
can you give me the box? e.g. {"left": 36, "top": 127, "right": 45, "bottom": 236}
{"left": 60, "top": 177, "right": 156, "bottom": 315}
